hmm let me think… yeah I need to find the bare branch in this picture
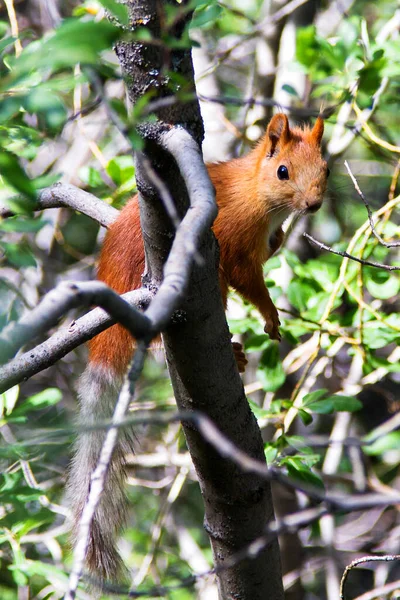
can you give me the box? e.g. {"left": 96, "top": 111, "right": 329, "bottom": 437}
{"left": 345, "top": 161, "right": 400, "bottom": 247}
{"left": 0, "top": 184, "right": 119, "bottom": 228}
{"left": 144, "top": 93, "right": 338, "bottom": 120}
{"left": 144, "top": 127, "right": 217, "bottom": 330}
{"left": 0, "top": 282, "right": 153, "bottom": 366}
{"left": 198, "top": 94, "right": 336, "bottom": 119}
{"left": 19, "top": 408, "right": 400, "bottom": 512}
{"left": 192, "top": 412, "right": 400, "bottom": 509}
{"left": 259, "top": 0, "right": 311, "bottom": 28}
{"left": 0, "top": 288, "right": 152, "bottom": 393}
{"left": 11, "top": 404, "right": 400, "bottom": 597}
{"left": 304, "top": 233, "right": 400, "bottom": 271}
{"left": 340, "top": 555, "right": 400, "bottom": 600}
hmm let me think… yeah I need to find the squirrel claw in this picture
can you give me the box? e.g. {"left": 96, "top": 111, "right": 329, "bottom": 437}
{"left": 264, "top": 319, "right": 281, "bottom": 342}
{"left": 232, "top": 340, "right": 248, "bottom": 373}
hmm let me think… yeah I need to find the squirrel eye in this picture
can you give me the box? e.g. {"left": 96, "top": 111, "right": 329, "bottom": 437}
{"left": 277, "top": 165, "right": 289, "bottom": 180}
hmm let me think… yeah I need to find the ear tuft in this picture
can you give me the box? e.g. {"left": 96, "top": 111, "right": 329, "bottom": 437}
{"left": 266, "top": 113, "right": 290, "bottom": 156}
{"left": 311, "top": 116, "right": 324, "bottom": 145}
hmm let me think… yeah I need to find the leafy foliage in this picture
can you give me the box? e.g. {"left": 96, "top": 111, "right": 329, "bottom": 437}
{"left": 0, "top": 0, "right": 399, "bottom": 598}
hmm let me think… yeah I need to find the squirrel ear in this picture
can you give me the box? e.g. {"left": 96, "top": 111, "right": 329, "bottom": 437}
{"left": 311, "top": 116, "right": 324, "bottom": 145}
{"left": 266, "top": 113, "right": 291, "bottom": 156}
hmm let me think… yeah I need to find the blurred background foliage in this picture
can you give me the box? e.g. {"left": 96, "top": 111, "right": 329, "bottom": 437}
{"left": 0, "top": 0, "right": 399, "bottom": 598}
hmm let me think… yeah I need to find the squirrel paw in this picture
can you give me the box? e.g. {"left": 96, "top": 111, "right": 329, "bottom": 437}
{"left": 264, "top": 315, "right": 281, "bottom": 342}
{"left": 232, "top": 341, "right": 248, "bottom": 373}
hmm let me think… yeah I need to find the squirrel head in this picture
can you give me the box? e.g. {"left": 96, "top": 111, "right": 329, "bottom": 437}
{"left": 256, "top": 113, "right": 329, "bottom": 215}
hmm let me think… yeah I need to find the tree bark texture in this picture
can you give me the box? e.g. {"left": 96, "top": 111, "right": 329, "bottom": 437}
{"left": 117, "top": 2, "right": 284, "bottom": 598}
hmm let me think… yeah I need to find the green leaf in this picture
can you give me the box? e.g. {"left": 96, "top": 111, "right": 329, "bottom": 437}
{"left": 228, "top": 316, "right": 263, "bottom": 336}
{"left": 285, "top": 435, "right": 312, "bottom": 453}
{"left": 302, "top": 389, "right": 329, "bottom": 405}
{"left": 306, "top": 399, "right": 334, "bottom": 414}
{"left": 13, "top": 388, "right": 62, "bottom": 416}
{"left": 363, "top": 431, "right": 400, "bottom": 456}
{"left": 294, "top": 258, "right": 340, "bottom": 291}
{"left": 264, "top": 255, "right": 281, "bottom": 271}
{"left": 0, "top": 216, "right": 46, "bottom": 233}
{"left": 281, "top": 84, "right": 299, "bottom": 97}
{"left": 302, "top": 390, "right": 362, "bottom": 413}
{"left": 365, "top": 269, "right": 399, "bottom": 300}
{"left": 106, "top": 155, "right": 135, "bottom": 187}
{"left": 245, "top": 333, "right": 270, "bottom": 352}
{"left": 264, "top": 444, "right": 278, "bottom": 464}
{"left": 79, "top": 166, "right": 104, "bottom": 188}
{"left": 0, "top": 20, "right": 9, "bottom": 37}
{"left": 286, "top": 458, "right": 324, "bottom": 489}
{"left": 98, "top": 0, "right": 130, "bottom": 26}
{"left": 256, "top": 343, "right": 285, "bottom": 392}
{"left": 331, "top": 395, "right": 362, "bottom": 412}
{"left": 283, "top": 248, "right": 301, "bottom": 269}
{"left": 0, "top": 150, "right": 36, "bottom": 202}
{"left": 358, "top": 55, "right": 387, "bottom": 96}
{"left": 191, "top": 3, "right": 222, "bottom": 28}
{"left": 302, "top": 291, "right": 341, "bottom": 322}
{"left": 363, "top": 321, "right": 400, "bottom": 349}
{"left": 0, "top": 35, "right": 16, "bottom": 54}
{"left": 7, "top": 19, "right": 120, "bottom": 81}
{"left": 298, "top": 409, "right": 313, "bottom": 426}
{"left": 365, "top": 353, "right": 400, "bottom": 373}
{"left": 0, "top": 242, "right": 37, "bottom": 268}
{"left": 0, "top": 95, "right": 25, "bottom": 122}
{"left": 287, "top": 280, "right": 318, "bottom": 312}
{"left": 248, "top": 399, "right": 272, "bottom": 420}
{"left": 22, "top": 87, "right": 67, "bottom": 130}
{"left": 27, "top": 388, "right": 62, "bottom": 408}
{"left": 61, "top": 213, "right": 99, "bottom": 255}
{"left": 281, "top": 319, "right": 314, "bottom": 341}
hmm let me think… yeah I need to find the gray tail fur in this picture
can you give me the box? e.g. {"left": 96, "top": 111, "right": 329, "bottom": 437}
{"left": 67, "top": 363, "right": 134, "bottom": 583}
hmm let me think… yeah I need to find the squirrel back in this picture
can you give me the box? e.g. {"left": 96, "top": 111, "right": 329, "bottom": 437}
{"left": 68, "top": 113, "right": 328, "bottom": 581}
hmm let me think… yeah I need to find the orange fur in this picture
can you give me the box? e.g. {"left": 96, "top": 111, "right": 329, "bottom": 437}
{"left": 89, "top": 200, "right": 144, "bottom": 373}
{"left": 89, "top": 114, "right": 328, "bottom": 374}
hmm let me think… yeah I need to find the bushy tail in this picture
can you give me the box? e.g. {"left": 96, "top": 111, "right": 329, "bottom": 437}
{"left": 67, "top": 363, "right": 134, "bottom": 582}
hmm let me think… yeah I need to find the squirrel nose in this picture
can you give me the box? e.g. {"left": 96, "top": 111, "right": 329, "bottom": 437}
{"left": 306, "top": 199, "right": 322, "bottom": 213}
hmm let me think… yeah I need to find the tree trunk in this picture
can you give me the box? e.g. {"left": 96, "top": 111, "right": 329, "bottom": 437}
{"left": 116, "top": 2, "right": 284, "bottom": 598}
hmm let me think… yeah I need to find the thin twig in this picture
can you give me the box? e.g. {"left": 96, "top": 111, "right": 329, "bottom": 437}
{"left": 340, "top": 555, "right": 400, "bottom": 600}
{"left": 304, "top": 233, "right": 400, "bottom": 271}
{"left": 353, "top": 103, "right": 400, "bottom": 154}
{"left": 145, "top": 93, "right": 338, "bottom": 120}
{"left": 4, "top": 0, "right": 22, "bottom": 56}
{"left": 344, "top": 161, "right": 400, "bottom": 247}
{"left": 259, "top": 0, "right": 310, "bottom": 28}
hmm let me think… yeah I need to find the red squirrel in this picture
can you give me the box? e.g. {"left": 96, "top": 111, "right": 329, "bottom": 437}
{"left": 68, "top": 113, "right": 328, "bottom": 580}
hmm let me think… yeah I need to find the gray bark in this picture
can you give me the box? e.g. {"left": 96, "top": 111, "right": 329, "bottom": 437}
{"left": 117, "top": 1, "right": 284, "bottom": 598}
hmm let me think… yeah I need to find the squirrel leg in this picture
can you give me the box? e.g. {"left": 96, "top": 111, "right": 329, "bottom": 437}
{"left": 229, "top": 263, "right": 281, "bottom": 341}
